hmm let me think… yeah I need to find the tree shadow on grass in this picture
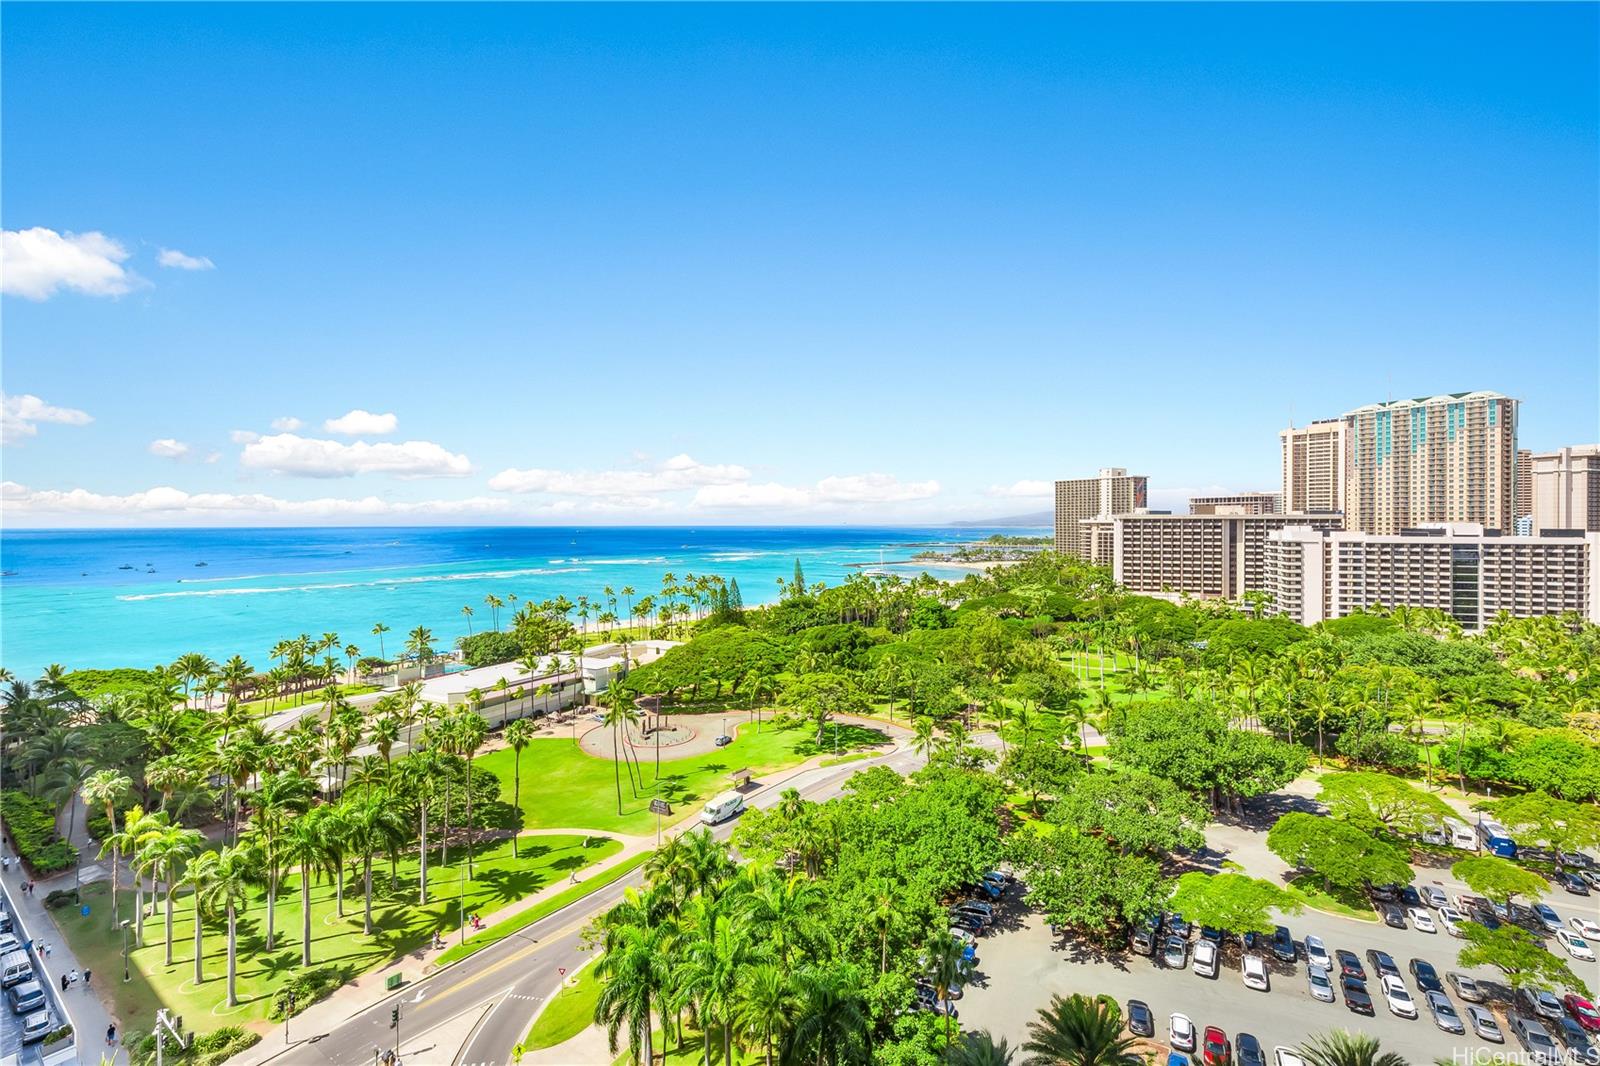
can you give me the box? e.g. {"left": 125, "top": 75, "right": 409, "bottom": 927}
{"left": 792, "top": 724, "right": 890, "bottom": 758}
{"left": 475, "top": 867, "right": 551, "bottom": 905}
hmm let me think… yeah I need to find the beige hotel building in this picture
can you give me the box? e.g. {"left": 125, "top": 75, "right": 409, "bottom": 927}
{"left": 1053, "top": 468, "right": 1148, "bottom": 555}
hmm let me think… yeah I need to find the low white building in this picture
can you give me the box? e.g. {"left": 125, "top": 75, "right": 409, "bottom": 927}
{"left": 413, "top": 639, "right": 680, "bottom": 713}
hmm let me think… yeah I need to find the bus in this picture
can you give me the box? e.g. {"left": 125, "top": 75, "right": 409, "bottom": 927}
{"left": 1476, "top": 818, "right": 1517, "bottom": 858}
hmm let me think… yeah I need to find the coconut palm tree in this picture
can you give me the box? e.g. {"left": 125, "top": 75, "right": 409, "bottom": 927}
{"left": 785, "top": 963, "right": 870, "bottom": 1066}
{"left": 282, "top": 814, "right": 333, "bottom": 966}
{"left": 345, "top": 792, "right": 408, "bottom": 934}
{"left": 602, "top": 692, "right": 637, "bottom": 815}
{"left": 82, "top": 769, "right": 131, "bottom": 926}
{"left": 927, "top": 931, "right": 970, "bottom": 1046}
{"left": 397, "top": 750, "right": 441, "bottom": 904}
{"left": 44, "top": 756, "right": 96, "bottom": 889}
{"left": 141, "top": 823, "right": 202, "bottom": 966}
{"left": 1020, "top": 994, "right": 1140, "bottom": 1066}
{"left": 732, "top": 962, "right": 802, "bottom": 1066}
{"left": 948, "top": 1032, "right": 1015, "bottom": 1066}
{"left": 450, "top": 710, "right": 489, "bottom": 875}
{"left": 182, "top": 850, "right": 221, "bottom": 983}
{"left": 504, "top": 718, "right": 536, "bottom": 858}
{"left": 371, "top": 622, "right": 391, "bottom": 663}
{"left": 108, "top": 806, "right": 165, "bottom": 947}
{"left": 594, "top": 913, "right": 673, "bottom": 1066}
{"left": 245, "top": 771, "right": 313, "bottom": 951}
{"left": 1297, "top": 1032, "right": 1407, "bottom": 1066}
{"left": 198, "top": 844, "right": 254, "bottom": 1007}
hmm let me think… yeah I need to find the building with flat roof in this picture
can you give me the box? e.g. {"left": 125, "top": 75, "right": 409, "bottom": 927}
{"left": 1532, "top": 444, "right": 1600, "bottom": 533}
{"left": 1515, "top": 448, "right": 1533, "bottom": 525}
{"left": 1098, "top": 512, "right": 1343, "bottom": 600}
{"left": 1281, "top": 419, "right": 1347, "bottom": 516}
{"left": 1189, "top": 492, "right": 1282, "bottom": 515}
{"left": 1342, "top": 391, "right": 1519, "bottom": 535}
{"left": 1263, "top": 524, "right": 1599, "bottom": 630}
{"left": 1053, "top": 467, "right": 1148, "bottom": 555}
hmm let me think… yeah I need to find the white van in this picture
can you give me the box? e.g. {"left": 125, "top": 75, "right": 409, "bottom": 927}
{"left": 1421, "top": 817, "right": 1476, "bottom": 850}
{"left": 1, "top": 950, "right": 33, "bottom": 989}
{"left": 699, "top": 791, "right": 745, "bottom": 825}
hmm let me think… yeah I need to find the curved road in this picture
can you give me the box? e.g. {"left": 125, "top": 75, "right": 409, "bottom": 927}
{"left": 273, "top": 734, "right": 978, "bottom": 1066}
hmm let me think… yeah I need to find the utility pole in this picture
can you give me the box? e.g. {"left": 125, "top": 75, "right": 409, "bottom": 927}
{"left": 153, "top": 1008, "right": 186, "bottom": 1066}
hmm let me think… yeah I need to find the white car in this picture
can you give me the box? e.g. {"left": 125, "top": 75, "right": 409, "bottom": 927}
{"left": 1380, "top": 974, "right": 1417, "bottom": 1018}
{"left": 1169, "top": 1012, "right": 1196, "bottom": 1051}
{"left": 1419, "top": 885, "right": 1449, "bottom": 909}
{"left": 1408, "top": 907, "right": 1436, "bottom": 933}
{"left": 1193, "top": 938, "right": 1218, "bottom": 978}
{"left": 1556, "top": 928, "right": 1596, "bottom": 962}
{"left": 1307, "top": 964, "right": 1335, "bottom": 1003}
{"left": 1438, "top": 906, "right": 1465, "bottom": 937}
{"left": 1242, "top": 953, "right": 1269, "bottom": 991}
{"left": 1572, "top": 916, "right": 1600, "bottom": 940}
{"left": 1274, "top": 1049, "right": 1307, "bottom": 1066}
{"left": 1303, "top": 934, "right": 1332, "bottom": 972}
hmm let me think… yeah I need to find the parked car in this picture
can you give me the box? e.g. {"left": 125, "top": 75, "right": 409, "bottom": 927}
{"left": 1303, "top": 935, "right": 1331, "bottom": 972}
{"left": 1466, "top": 1005, "right": 1504, "bottom": 1043}
{"left": 1201, "top": 1026, "right": 1232, "bottom": 1066}
{"left": 1379, "top": 974, "right": 1417, "bottom": 1018}
{"left": 1565, "top": 993, "right": 1600, "bottom": 1033}
{"left": 1193, "top": 938, "right": 1219, "bottom": 978}
{"left": 1448, "top": 972, "right": 1486, "bottom": 1003}
{"left": 1408, "top": 958, "right": 1443, "bottom": 994}
{"left": 1562, "top": 872, "right": 1592, "bottom": 896}
{"left": 1131, "top": 914, "right": 1161, "bottom": 955}
{"left": 1273, "top": 1050, "right": 1305, "bottom": 1066}
{"left": 981, "top": 871, "right": 1010, "bottom": 896}
{"left": 1573, "top": 917, "right": 1600, "bottom": 940}
{"left": 1455, "top": 892, "right": 1483, "bottom": 912}
{"left": 1200, "top": 925, "right": 1224, "bottom": 944}
{"left": 1163, "top": 934, "right": 1189, "bottom": 970}
{"left": 1340, "top": 976, "right": 1373, "bottom": 1014}
{"left": 947, "top": 928, "right": 978, "bottom": 963}
{"left": 1425, "top": 990, "right": 1464, "bottom": 1034}
{"left": 1306, "top": 964, "right": 1335, "bottom": 1003}
{"left": 1270, "top": 925, "right": 1295, "bottom": 963}
{"left": 1521, "top": 987, "right": 1566, "bottom": 1021}
{"left": 20, "top": 1010, "right": 52, "bottom": 1044}
{"left": 1170, "top": 1013, "right": 1197, "bottom": 1052}
{"left": 1380, "top": 904, "right": 1406, "bottom": 929}
{"left": 1236, "top": 1034, "right": 1266, "bottom": 1066}
{"left": 1533, "top": 902, "right": 1563, "bottom": 932}
{"left": 1557, "top": 929, "right": 1596, "bottom": 962}
{"left": 1399, "top": 885, "right": 1422, "bottom": 907}
{"left": 970, "top": 878, "right": 1001, "bottom": 900}
{"left": 1167, "top": 1055, "right": 1193, "bottom": 1066}
{"left": 1165, "top": 912, "right": 1192, "bottom": 939}
{"left": 1408, "top": 907, "right": 1436, "bottom": 933}
{"left": 1438, "top": 907, "right": 1464, "bottom": 937}
{"left": 1241, "top": 953, "right": 1269, "bottom": 992}
{"left": 1419, "top": 885, "right": 1448, "bottom": 909}
{"left": 1370, "top": 883, "right": 1400, "bottom": 902}
{"left": 1473, "top": 907, "right": 1504, "bottom": 931}
{"left": 1334, "top": 949, "right": 1364, "bottom": 980}
{"left": 6, "top": 980, "right": 44, "bottom": 1014}
{"left": 1583, "top": 868, "right": 1600, "bottom": 890}
{"left": 1553, "top": 1016, "right": 1599, "bottom": 1064}
{"left": 1127, "top": 999, "right": 1154, "bottom": 1037}
{"left": 1509, "top": 1014, "right": 1563, "bottom": 1065}
{"left": 1365, "top": 949, "right": 1399, "bottom": 979}
{"left": 1559, "top": 850, "right": 1595, "bottom": 869}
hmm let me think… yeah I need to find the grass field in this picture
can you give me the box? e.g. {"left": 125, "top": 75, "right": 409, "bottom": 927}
{"left": 1284, "top": 873, "right": 1380, "bottom": 922}
{"left": 479, "top": 719, "right": 890, "bottom": 836}
{"left": 523, "top": 964, "right": 603, "bottom": 1050}
{"left": 54, "top": 833, "right": 618, "bottom": 1035}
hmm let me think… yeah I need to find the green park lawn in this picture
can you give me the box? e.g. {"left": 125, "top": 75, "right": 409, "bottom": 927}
{"left": 480, "top": 718, "right": 891, "bottom": 836}
{"left": 523, "top": 965, "right": 603, "bottom": 1050}
{"left": 54, "top": 833, "right": 618, "bottom": 1035}
{"left": 1284, "top": 873, "right": 1380, "bottom": 922}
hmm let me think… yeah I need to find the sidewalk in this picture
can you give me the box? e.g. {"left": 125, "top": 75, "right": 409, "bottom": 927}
{"left": 2, "top": 826, "right": 124, "bottom": 1064}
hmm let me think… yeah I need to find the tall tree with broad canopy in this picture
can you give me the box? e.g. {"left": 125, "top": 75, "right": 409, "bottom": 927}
{"left": 1456, "top": 922, "right": 1591, "bottom": 996}
{"left": 1450, "top": 855, "right": 1549, "bottom": 908}
{"left": 1315, "top": 771, "right": 1457, "bottom": 836}
{"left": 1167, "top": 871, "right": 1302, "bottom": 938}
{"left": 1478, "top": 790, "right": 1600, "bottom": 865}
{"left": 1266, "top": 812, "right": 1413, "bottom": 894}
{"left": 1007, "top": 825, "right": 1169, "bottom": 942}
{"left": 1049, "top": 768, "right": 1207, "bottom": 856}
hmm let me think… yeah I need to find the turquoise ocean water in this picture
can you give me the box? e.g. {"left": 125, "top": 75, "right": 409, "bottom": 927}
{"left": 0, "top": 526, "right": 1036, "bottom": 679}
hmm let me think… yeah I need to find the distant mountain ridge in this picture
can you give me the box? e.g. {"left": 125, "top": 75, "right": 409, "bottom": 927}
{"left": 952, "top": 510, "right": 1052, "bottom": 528}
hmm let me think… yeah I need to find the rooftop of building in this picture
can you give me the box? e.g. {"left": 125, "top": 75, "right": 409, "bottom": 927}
{"left": 1346, "top": 390, "right": 1514, "bottom": 414}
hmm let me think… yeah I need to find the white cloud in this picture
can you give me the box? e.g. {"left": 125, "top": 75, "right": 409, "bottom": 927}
{"left": 0, "top": 480, "right": 513, "bottom": 522}
{"left": 204, "top": 452, "right": 222, "bottom": 464}
{"left": 270, "top": 417, "right": 303, "bottom": 432}
{"left": 1, "top": 392, "right": 94, "bottom": 445}
{"left": 695, "top": 473, "right": 941, "bottom": 510}
{"left": 489, "top": 454, "right": 750, "bottom": 496}
{"left": 148, "top": 438, "right": 191, "bottom": 459}
{"left": 324, "top": 409, "right": 398, "bottom": 436}
{"left": 229, "top": 430, "right": 260, "bottom": 444}
{"left": 985, "top": 479, "right": 1053, "bottom": 499}
{"left": 1, "top": 227, "right": 141, "bottom": 300}
{"left": 240, "top": 433, "right": 473, "bottom": 479}
{"left": 156, "top": 248, "right": 215, "bottom": 271}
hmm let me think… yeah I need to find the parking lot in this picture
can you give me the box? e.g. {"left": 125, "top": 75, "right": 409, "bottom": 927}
{"left": 957, "top": 832, "right": 1599, "bottom": 1062}
{"left": 0, "top": 884, "right": 67, "bottom": 1066}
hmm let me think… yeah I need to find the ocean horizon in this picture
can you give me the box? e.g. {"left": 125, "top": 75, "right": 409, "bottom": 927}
{"left": 0, "top": 524, "right": 1042, "bottom": 680}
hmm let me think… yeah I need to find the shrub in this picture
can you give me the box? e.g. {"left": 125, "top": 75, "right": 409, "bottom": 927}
{"left": 0, "top": 791, "right": 75, "bottom": 874}
{"left": 268, "top": 967, "right": 340, "bottom": 1020}
{"left": 43, "top": 888, "right": 81, "bottom": 909}
{"left": 41, "top": 1024, "right": 72, "bottom": 1046}
{"left": 192, "top": 1026, "right": 260, "bottom": 1065}
{"left": 456, "top": 631, "right": 521, "bottom": 668}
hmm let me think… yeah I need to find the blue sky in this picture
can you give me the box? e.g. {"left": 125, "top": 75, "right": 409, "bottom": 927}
{"left": 3, "top": 3, "right": 1596, "bottom": 526}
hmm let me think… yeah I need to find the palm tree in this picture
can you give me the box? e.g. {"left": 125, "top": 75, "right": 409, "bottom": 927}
{"left": 786, "top": 963, "right": 870, "bottom": 1066}
{"left": 198, "top": 844, "right": 254, "bottom": 1007}
{"left": 1020, "top": 993, "right": 1140, "bottom": 1066}
{"left": 397, "top": 750, "right": 441, "bottom": 904}
{"left": 1297, "top": 1032, "right": 1407, "bottom": 1066}
{"left": 733, "top": 963, "right": 802, "bottom": 1066}
{"left": 346, "top": 792, "right": 408, "bottom": 934}
{"left": 282, "top": 815, "right": 332, "bottom": 966}
{"left": 926, "top": 931, "right": 970, "bottom": 1046}
{"left": 371, "top": 622, "right": 391, "bottom": 663}
{"left": 504, "top": 718, "right": 536, "bottom": 858}
{"left": 245, "top": 771, "right": 313, "bottom": 951}
{"left": 82, "top": 769, "right": 131, "bottom": 926}
{"left": 594, "top": 914, "right": 673, "bottom": 1066}
{"left": 461, "top": 604, "right": 475, "bottom": 636}
{"left": 110, "top": 806, "right": 165, "bottom": 947}
{"left": 602, "top": 691, "right": 637, "bottom": 815}
{"left": 183, "top": 850, "right": 221, "bottom": 983}
{"left": 948, "top": 1032, "right": 1015, "bottom": 1066}
{"left": 141, "top": 824, "right": 202, "bottom": 966}
{"left": 44, "top": 757, "right": 96, "bottom": 889}
{"left": 450, "top": 711, "right": 489, "bottom": 875}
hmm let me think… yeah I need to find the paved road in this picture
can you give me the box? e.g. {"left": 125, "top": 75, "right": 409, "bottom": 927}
{"left": 267, "top": 735, "right": 970, "bottom": 1066}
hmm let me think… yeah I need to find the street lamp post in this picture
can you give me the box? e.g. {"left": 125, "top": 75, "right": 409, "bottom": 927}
{"left": 120, "top": 919, "right": 132, "bottom": 983}
{"left": 285, "top": 992, "right": 296, "bottom": 1045}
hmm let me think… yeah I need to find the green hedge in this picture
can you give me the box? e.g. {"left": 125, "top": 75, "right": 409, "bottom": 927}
{"left": 0, "top": 790, "right": 75, "bottom": 873}
{"left": 125, "top": 1025, "right": 259, "bottom": 1066}
{"left": 268, "top": 967, "right": 340, "bottom": 1020}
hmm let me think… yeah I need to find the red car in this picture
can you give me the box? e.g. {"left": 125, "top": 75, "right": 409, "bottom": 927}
{"left": 1567, "top": 993, "right": 1600, "bottom": 1033}
{"left": 1202, "top": 1026, "right": 1232, "bottom": 1065}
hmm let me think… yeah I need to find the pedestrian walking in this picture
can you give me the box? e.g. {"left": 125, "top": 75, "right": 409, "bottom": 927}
{"left": 83, "top": 970, "right": 91, "bottom": 987}
{"left": 107, "top": 1024, "right": 117, "bottom": 1046}
{"left": 60, "top": 973, "right": 70, "bottom": 993}
{"left": 69, "top": 968, "right": 79, "bottom": 987}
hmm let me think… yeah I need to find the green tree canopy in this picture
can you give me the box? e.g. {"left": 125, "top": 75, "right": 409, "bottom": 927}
{"left": 1007, "top": 825, "right": 1169, "bottom": 943}
{"left": 1266, "top": 812, "right": 1413, "bottom": 894}
{"left": 1479, "top": 789, "right": 1600, "bottom": 859}
{"left": 1049, "top": 769, "right": 1207, "bottom": 857}
{"left": 1316, "top": 771, "right": 1456, "bottom": 836}
{"left": 1166, "top": 871, "right": 1301, "bottom": 938}
{"left": 1457, "top": 922, "right": 1591, "bottom": 996}
{"left": 1450, "top": 855, "right": 1548, "bottom": 907}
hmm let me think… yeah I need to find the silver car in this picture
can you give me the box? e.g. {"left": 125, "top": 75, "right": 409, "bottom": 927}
{"left": 1307, "top": 964, "right": 1335, "bottom": 1003}
{"left": 1163, "top": 934, "right": 1189, "bottom": 970}
{"left": 1425, "top": 990, "right": 1464, "bottom": 1034}
{"left": 1466, "top": 1005, "right": 1503, "bottom": 1043}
